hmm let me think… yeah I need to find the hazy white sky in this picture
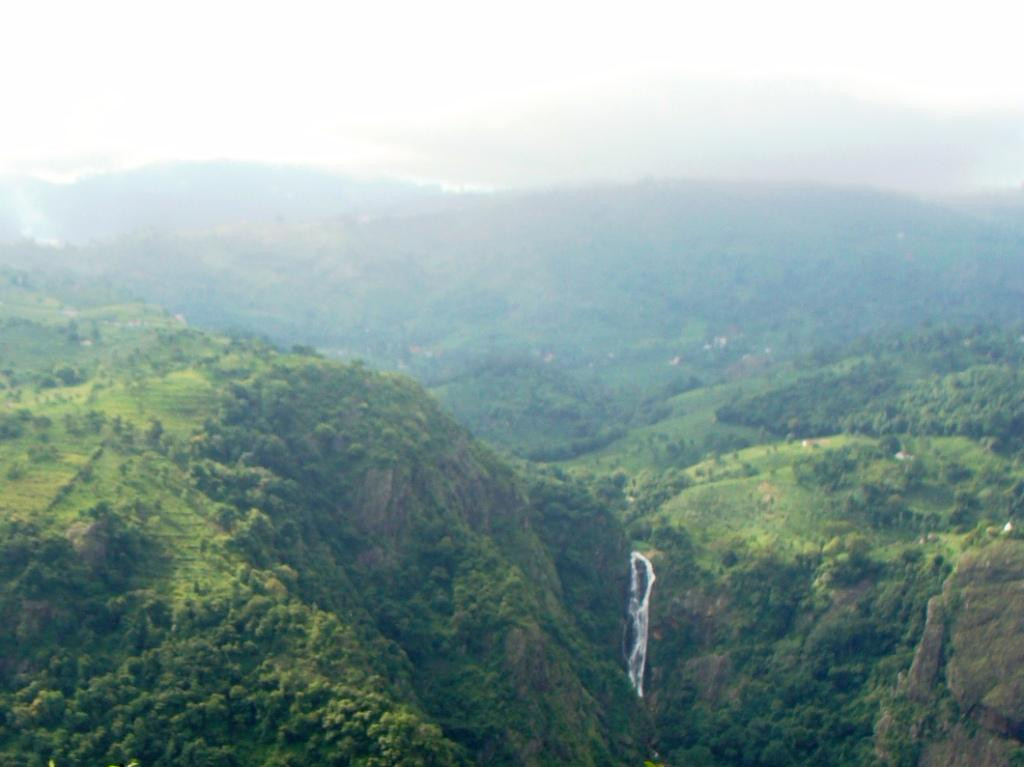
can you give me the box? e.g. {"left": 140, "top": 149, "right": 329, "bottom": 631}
{"left": 3, "top": 0, "right": 1023, "bottom": 190}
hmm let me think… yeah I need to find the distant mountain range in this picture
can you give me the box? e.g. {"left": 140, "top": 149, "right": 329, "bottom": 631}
{"left": 2, "top": 161, "right": 1022, "bottom": 247}
{"left": 0, "top": 161, "right": 444, "bottom": 244}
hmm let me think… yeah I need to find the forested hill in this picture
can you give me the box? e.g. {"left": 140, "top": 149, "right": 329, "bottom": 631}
{"left": 3, "top": 178, "right": 1022, "bottom": 459}
{"left": 0, "top": 270, "right": 643, "bottom": 765}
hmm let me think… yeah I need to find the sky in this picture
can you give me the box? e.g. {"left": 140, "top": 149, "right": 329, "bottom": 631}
{"left": 2, "top": 0, "right": 1023, "bottom": 192}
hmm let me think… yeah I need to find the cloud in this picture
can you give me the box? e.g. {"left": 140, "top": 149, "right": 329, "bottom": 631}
{"left": 342, "top": 76, "right": 1024, "bottom": 193}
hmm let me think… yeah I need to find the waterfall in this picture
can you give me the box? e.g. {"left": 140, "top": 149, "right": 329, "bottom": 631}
{"left": 626, "top": 551, "right": 656, "bottom": 697}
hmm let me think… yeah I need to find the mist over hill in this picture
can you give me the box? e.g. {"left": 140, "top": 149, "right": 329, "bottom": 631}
{"left": 0, "top": 162, "right": 443, "bottom": 244}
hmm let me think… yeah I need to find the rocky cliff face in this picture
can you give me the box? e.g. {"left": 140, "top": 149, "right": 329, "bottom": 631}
{"left": 905, "top": 595, "right": 946, "bottom": 704}
{"left": 879, "top": 540, "right": 1024, "bottom": 766}
{"left": 945, "top": 543, "right": 1024, "bottom": 742}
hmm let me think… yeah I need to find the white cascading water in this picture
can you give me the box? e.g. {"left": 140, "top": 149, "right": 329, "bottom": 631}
{"left": 626, "top": 551, "right": 656, "bottom": 697}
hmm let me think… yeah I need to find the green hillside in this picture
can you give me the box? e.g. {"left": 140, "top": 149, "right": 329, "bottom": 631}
{"left": 560, "top": 324, "right": 1024, "bottom": 766}
{"left": 0, "top": 270, "right": 644, "bottom": 766}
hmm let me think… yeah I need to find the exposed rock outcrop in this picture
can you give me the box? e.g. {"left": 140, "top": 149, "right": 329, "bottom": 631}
{"left": 683, "top": 653, "right": 733, "bottom": 705}
{"left": 879, "top": 541, "right": 1024, "bottom": 766}
{"left": 65, "top": 519, "right": 109, "bottom": 568}
{"left": 905, "top": 595, "right": 946, "bottom": 703}
{"left": 919, "top": 724, "right": 1014, "bottom": 767}
{"left": 946, "top": 543, "right": 1024, "bottom": 741}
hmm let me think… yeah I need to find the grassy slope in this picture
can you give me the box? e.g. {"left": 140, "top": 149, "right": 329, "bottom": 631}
{"left": 0, "top": 277, "right": 249, "bottom": 611}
